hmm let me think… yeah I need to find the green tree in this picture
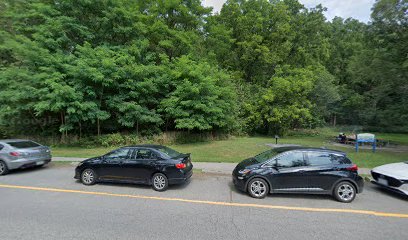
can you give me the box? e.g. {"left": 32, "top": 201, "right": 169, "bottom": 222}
{"left": 160, "top": 56, "right": 237, "bottom": 131}
{"left": 346, "top": 0, "right": 408, "bottom": 130}
{"left": 247, "top": 66, "right": 316, "bottom": 135}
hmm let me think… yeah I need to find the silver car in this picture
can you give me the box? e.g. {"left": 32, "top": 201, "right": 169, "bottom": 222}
{"left": 371, "top": 161, "right": 408, "bottom": 196}
{"left": 0, "top": 139, "right": 52, "bottom": 175}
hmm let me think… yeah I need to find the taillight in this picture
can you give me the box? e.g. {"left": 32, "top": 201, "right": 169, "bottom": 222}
{"left": 10, "top": 152, "right": 20, "bottom": 157}
{"left": 175, "top": 163, "right": 186, "bottom": 169}
{"left": 346, "top": 164, "right": 358, "bottom": 171}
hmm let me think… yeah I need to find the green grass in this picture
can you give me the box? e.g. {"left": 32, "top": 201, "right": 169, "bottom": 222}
{"left": 52, "top": 130, "right": 408, "bottom": 169}
{"left": 52, "top": 147, "right": 117, "bottom": 158}
{"left": 374, "top": 133, "right": 408, "bottom": 145}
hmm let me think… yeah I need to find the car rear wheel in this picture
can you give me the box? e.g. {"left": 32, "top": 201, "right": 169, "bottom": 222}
{"left": 248, "top": 178, "right": 269, "bottom": 199}
{"left": 152, "top": 173, "right": 168, "bottom": 192}
{"left": 81, "top": 169, "right": 97, "bottom": 185}
{"left": 334, "top": 181, "right": 356, "bottom": 203}
{"left": 0, "top": 161, "right": 9, "bottom": 176}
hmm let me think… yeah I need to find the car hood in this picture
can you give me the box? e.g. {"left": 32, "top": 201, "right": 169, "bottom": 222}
{"left": 235, "top": 158, "right": 260, "bottom": 171}
{"left": 81, "top": 157, "right": 102, "bottom": 164}
{"left": 372, "top": 162, "right": 408, "bottom": 179}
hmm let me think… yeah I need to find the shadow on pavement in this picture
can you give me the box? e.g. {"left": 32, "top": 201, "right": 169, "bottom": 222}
{"left": 74, "top": 177, "right": 193, "bottom": 192}
{"left": 5, "top": 165, "right": 49, "bottom": 176}
{"left": 228, "top": 180, "right": 337, "bottom": 201}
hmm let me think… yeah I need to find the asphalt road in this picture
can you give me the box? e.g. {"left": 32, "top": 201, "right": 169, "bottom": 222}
{"left": 0, "top": 164, "right": 407, "bottom": 240}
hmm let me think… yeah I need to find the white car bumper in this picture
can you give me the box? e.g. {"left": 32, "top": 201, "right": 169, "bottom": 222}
{"left": 371, "top": 170, "right": 408, "bottom": 196}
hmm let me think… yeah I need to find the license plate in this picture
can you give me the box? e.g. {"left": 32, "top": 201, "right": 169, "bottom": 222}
{"left": 378, "top": 177, "right": 388, "bottom": 186}
{"left": 36, "top": 161, "right": 45, "bottom": 165}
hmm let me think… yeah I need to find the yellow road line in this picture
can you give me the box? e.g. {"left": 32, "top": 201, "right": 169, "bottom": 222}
{"left": 0, "top": 184, "right": 407, "bottom": 219}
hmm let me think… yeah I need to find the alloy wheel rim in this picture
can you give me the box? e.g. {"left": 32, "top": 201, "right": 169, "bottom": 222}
{"left": 337, "top": 184, "right": 355, "bottom": 201}
{"left": 82, "top": 170, "right": 94, "bottom": 184}
{"left": 154, "top": 175, "right": 166, "bottom": 189}
{"left": 250, "top": 181, "right": 266, "bottom": 197}
{"left": 0, "top": 162, "right": 5, "bottom": 174}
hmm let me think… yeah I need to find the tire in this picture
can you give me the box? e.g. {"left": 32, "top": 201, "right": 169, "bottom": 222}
{"left": 81, "top": 168, "right": 97, "bottom": 185}
{"left": 247, "top": 178, "right": 269, "bottom": 199}
{"left": 0, "top": 161, "right": 9, "bottom": 176}
{"left": 152, "top": 173, "right": 169, "bottom": 192}
{"left": 333, "top": 181, "right": 356, "bottom": 203}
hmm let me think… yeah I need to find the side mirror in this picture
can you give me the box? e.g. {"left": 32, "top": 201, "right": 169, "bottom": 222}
{"left": 264, "top": 164, "right": 278, "bottom": 170}
{"left": 269, "top": 164, "right": 280, "bottom": 171}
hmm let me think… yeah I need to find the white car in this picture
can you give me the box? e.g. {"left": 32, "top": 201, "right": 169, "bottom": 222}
{"left": 371, "top": 161, "right": 408, "bottom": 196}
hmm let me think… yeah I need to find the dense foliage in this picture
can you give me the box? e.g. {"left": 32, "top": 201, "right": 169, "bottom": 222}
{"left": 0, "top": 0, "right": 406, "bottom": 139}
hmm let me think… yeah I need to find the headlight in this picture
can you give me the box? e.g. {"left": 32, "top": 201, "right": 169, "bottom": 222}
{"left": 400, "top": 183, "right": 408, "bottom": 192}
{"left": 238, "top": 169, "right": 251, "bottom": 175}
{"left": 77, "top": 162, "right": 84, "bottom": 167}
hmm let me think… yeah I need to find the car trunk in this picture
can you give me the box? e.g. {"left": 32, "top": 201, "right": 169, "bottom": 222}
{"left": 177, "top": 153, "right": 193, "bottom": 172}
{"left": 12, "top": 145, "right": 51, "bottom": 160}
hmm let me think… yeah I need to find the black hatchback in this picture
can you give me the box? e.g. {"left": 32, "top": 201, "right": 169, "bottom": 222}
{"left": 232, "top": 147, "right": 364, "bottom": 202}
{"left": 75, "top": 145, "right": 193, "bottom": 191}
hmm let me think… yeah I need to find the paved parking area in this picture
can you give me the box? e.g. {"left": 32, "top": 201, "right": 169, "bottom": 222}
{"left": 0, "top": 164, "right": 407, "bottom": 240}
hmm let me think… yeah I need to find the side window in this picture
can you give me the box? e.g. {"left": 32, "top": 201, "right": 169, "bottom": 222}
{"left": 135, "top": 149, "right": 156, "bottom": 160}
{"left": 130, "top": 149, "right": 138, "bottom": 159}
{"left": 307, "top": 152, "right": 346, "bottom": 166}
{"left": 0, "top": 144, "right": 3, "bottom": 151}
{"left": 104, "top": 148, "right": 130, "bottom": 160}
{"left": 330, "top": 154, "right": 351, "bottom": 164}
{"left": 276, "top": 152, "right": 305, "bottom": 168}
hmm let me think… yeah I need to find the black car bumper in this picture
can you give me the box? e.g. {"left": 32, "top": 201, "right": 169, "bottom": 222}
{"left": 168, "top": 169, "right": 193, "bottom": 185}
{"left": 356, "top": 175, "right": 364, "bottom": 193}
{"left": 74, "top": 167, "right": 81, "bottom": 179}
{"left": 232, "top": 174, "right": 247, "bottom": 192}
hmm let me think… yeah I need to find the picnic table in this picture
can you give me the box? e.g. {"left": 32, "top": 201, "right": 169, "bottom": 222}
{"left": 335, "top": 135, "right": 389, "bottom": 147}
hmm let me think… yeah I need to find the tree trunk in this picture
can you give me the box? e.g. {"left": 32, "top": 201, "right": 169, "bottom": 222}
{"left": 97, "top": 87, "right": 104, "bottom": 137}
{"left": 333, "top": 114, "right": 337, "bottom": 127}
{"left": 60, "top": 112, "right": 64, "bottom": 142}
{"left": 97, "top": 118, "right": 101, "bottom": 137}
{"left": 79, "top": 121, "right": 82, "bottom": 140}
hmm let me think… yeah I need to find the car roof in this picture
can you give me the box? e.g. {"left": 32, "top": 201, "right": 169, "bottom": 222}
{"left": 274, "top": 146, "right": 346, "bottom": 155}
{"left": 0, "top": 139, "right": 33, "bottom": 143}
{"left": 124, "top": 144, "right": 166, "bottom": 149}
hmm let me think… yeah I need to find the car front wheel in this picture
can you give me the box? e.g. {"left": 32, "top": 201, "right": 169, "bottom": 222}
{"left": 333, "top": 181, "right": 356, "bottom": 203}
{"left": 152, "top": 173, "right": 168, "bottom": 192}
{"left": 247, "top": 178, "right": 269, "bottom": 199}
{"left": 81, "top": 169, "right": 97, "bottom": 185}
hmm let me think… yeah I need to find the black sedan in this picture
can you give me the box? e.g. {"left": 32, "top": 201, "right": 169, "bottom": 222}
{"left": 75, "top": 145, "right": 193, "bottom": 191}
{"left": 232, "top": 147, "right": 364, "bottom": 203}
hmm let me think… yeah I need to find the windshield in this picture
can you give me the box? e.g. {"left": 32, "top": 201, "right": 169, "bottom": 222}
{"left": 7, "top": 141, "right": 40, "bottom": 149}
{"left": 253, "top": 149, "right": 279, "bottom": 163}
{"left": 156, "top": 146, "right": 182, "bottom": 158}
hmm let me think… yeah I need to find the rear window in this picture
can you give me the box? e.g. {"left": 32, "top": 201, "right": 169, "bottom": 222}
{"left": 156, "top": 146, "right": 181, "bottom": 158}
{"left": 7, "top": 141, "right": 40, "bottom": 149}
{"left": 307, "top": 152, "right": 350, "bottom": 166}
